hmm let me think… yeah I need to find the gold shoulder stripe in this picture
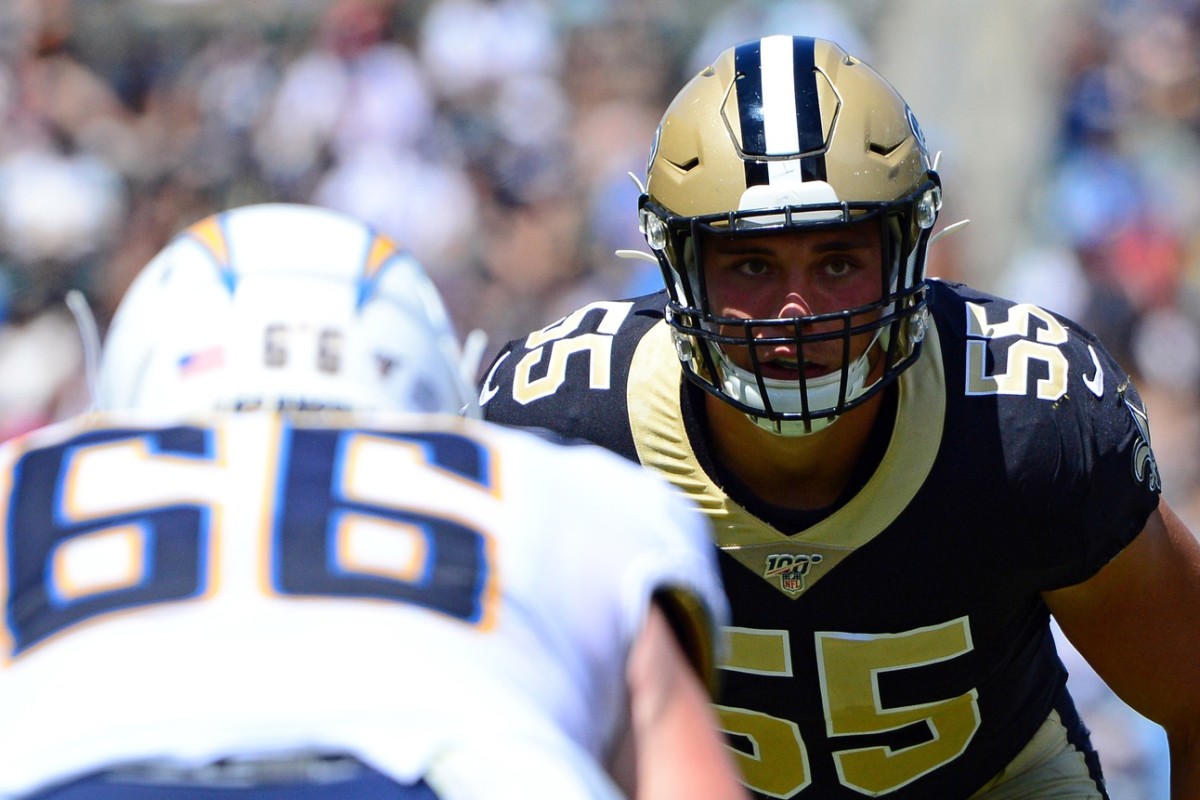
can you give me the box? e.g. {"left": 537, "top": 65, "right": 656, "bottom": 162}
{"left": 628, "top": 323, "right": 729, "bottom": 514}
{"left": 628, "top": 321, "right": 947, "bottom": 598}
{"left": 654, "top": 586, "right": 721, "bottom": 695}
{"left": 802, "top": 322, "right": 945, "bottom": 546}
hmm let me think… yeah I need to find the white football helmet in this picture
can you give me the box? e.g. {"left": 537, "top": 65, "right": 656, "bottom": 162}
{"left": 96, "top": 203, "right": 476, "bottom": 417}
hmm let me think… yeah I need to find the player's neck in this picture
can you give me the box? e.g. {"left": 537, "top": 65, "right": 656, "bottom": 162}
{"left": 704, "top": 391, "right": 885, "bottom": 511}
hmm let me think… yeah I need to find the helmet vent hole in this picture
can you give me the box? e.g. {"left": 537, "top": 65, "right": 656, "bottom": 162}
{"left": 668, "top": 156, "right": 700, "bottom": 172}
{"left": 868, "top": 140, "right": 903, "bottom": 157}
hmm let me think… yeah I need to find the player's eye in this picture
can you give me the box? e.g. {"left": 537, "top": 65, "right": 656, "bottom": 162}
{"left": 823, "top": 259, "right": 855, "bottom": 278}
{"left": 825, "top": 261, "right": 854, "bottom": 280}
{"left": 735, "top": 259, "right": 771, "bottom": 277}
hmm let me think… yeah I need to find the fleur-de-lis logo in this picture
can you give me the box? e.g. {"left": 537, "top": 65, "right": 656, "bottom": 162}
{"left": 1122, "top": 385, "right": 1161, "bottom": 492}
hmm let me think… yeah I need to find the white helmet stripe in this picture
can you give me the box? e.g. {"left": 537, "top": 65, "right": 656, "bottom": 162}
{"left": 733, "top": 37, "right": 828, "bottom": 188}
{"left": 760, "top": 35, "right": 801, "bottom": 161}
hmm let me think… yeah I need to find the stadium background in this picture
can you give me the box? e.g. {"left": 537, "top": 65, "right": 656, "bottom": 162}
{"left": 0, "top": 0, "right": 1192, "bottom": 795}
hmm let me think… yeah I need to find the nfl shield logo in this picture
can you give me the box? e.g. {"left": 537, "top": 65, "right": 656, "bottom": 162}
{"left": 764, "top": 553, "right": 824, "bottom": 596}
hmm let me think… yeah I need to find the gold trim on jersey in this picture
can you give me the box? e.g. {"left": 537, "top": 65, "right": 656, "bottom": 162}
{"left": 628, "top": 322, "right": 946, "bottom": 598}
{"left": 654, "top": 586, "right": 721, "bottom": 694}
{"left": 967, "top": 710, "right": 1100, "bottom": 799}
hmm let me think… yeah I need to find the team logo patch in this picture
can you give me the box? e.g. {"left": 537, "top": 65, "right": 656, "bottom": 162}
{"left": 1121, "top": 384, "right": 1161, "bottom": 492}
{"left": 764, "top": 553, "right": 824, "bottom": 596}
{"left": 906, "top": 105, "right": 927, "bottom": 150}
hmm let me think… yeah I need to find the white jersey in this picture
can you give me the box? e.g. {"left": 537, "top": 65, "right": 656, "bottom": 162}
{"left": 0, "top": 411, "right": 728, "bottom": 799}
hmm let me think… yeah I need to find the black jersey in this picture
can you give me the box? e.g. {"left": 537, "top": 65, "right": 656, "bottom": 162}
{"left": 479, "top": 280, "right": 1161, "bottom": 798}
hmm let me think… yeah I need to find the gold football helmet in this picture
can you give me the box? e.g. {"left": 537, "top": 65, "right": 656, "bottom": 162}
{"left": 640, "top": 35, "right": 941, "bottom": 435}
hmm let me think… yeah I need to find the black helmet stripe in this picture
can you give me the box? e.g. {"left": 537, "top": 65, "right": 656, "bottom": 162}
{"left": 733, "top": 36, "right": 827, "bottom": 189}
{"left": 789, "top": 37, "right": 828, "bottom": 182}
{"left": 733, "top": 40, "right": 771, "bottom": 187}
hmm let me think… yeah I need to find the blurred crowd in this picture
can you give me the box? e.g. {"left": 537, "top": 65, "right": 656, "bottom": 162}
{"left": 0, "top": 0, "right": 1196, "bottom": 795}
{"left": 0, "top": 0, "right": 698, "bottom": 437}
{"left": 1000, "top": 0, "right": 1200, "bottom": 532}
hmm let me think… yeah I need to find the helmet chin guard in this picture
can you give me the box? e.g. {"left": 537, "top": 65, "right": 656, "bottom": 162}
{"left": 712, "top": 331, "right": 879, "bottom": 437}
{"left": 641, "top": 35, "right": 941, "bottom": 435}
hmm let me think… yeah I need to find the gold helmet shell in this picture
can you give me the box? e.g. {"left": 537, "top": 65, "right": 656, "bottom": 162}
{"left": 646, "top": 36, "right": 933, "bottom": 217}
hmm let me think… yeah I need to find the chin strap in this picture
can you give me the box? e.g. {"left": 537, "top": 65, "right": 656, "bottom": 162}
{"left": 66, "top": 289, "right": 101, "bottom": 411}
{"left": 458, "top": 327, "right": 489, "bottom": 419}
{"left": 460, "top": 327, "right": 488, "bottom": 385}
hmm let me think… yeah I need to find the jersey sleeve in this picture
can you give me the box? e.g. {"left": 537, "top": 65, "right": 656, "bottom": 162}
{"left": 609, "top": 467, "right": 730, "bottom": 689}
{"left": 1039, "top": 328, "right": 1161, "bottom": 587}
{"left": 478, "top": 293, "right": 670, "bottom": 462}
{"left": 536, "top": 437, "right": 729, "bottom": 689}
{"left": 935, "top": 281, "right": 1162, "bottom": 590}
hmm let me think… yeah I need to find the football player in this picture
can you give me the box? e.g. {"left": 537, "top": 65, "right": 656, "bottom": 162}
{"left": 0, "top": 203, "right": 747, "bottom": 800}
{"left": 478, "top": 36, "right": 1200, "bottom": 798}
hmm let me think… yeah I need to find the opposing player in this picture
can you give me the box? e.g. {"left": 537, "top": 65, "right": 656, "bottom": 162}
{"left": 479, "top": 36, "right": 1200, "bottom": 797}
{"left": 0, "top": 203, "right": 747, "bottom": 800}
